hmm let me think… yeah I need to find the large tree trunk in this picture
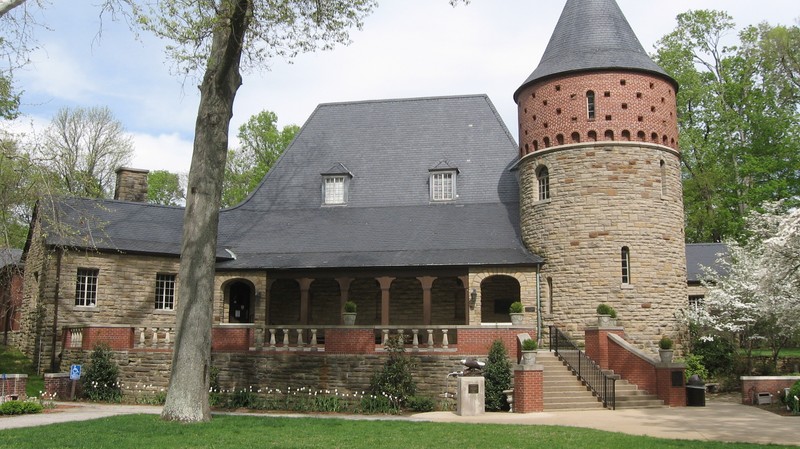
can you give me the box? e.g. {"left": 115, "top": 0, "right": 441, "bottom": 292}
{"left": 161, "top": 0, "right": 251, "bottom": 423}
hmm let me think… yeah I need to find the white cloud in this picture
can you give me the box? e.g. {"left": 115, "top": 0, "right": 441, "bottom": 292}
{"left": 129, "top": 132, "right": 193, "bottom": 175}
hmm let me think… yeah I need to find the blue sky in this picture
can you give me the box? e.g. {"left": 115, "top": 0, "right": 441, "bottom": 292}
{"left": 10, "top": 0, "right": 799, "bottom": 175}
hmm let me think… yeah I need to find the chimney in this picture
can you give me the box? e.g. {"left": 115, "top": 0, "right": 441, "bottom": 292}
{"left": 114, "top": 167, "right": 150, "bottom": 202}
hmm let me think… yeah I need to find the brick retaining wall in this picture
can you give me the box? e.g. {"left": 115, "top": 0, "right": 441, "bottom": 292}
{"left": 740, "top": 376, "right": 800, "bottom": 405}
{"left": 0, "top": 374, "right": 27, "bottom": 400}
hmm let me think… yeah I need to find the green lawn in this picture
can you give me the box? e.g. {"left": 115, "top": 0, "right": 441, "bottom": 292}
{"left": 0, "top": 414, "right": 789, "bottom": 449}
{"left": 743, "top": 348, "right": 800, "bottom": 358}
{"left": 0, "top": 345, "right": 43, "bottom": 397}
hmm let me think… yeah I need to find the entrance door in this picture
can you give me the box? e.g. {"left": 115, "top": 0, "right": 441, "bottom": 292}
{"left": 228, "top": 282, "right": 252, "bottom": 323}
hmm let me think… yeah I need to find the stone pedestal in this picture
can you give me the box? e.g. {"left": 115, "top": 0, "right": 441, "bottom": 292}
{"left": 456, "top": 376, "right": 485, "bottom": 416}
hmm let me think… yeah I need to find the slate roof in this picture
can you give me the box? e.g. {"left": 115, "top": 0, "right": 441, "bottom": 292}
{"left": 685, "top": 243, "right": 729, "bottom": 283}
{"left": 514, "top": 0, "right": 675, "bottom": 101}
{"left": 39, "top": 95, "right": 541, "bottom": 270}
{"left": 217, "top": 95, "right": 541, "bottom": 269}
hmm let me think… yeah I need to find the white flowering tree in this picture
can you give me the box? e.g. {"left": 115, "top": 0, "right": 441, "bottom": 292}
{"left": 694, "top": 203, "right": 800, "bottom": 371}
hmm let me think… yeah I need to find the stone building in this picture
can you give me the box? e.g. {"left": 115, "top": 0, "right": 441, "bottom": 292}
{"left": 12, "top": 0, "right": 713, "bottom": 398}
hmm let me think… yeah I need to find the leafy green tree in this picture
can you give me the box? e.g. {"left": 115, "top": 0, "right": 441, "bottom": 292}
{"left": 483, "top": 340, "right": 512, "bottom": 411}
{"left": 369, "top": 335, "right": 416, "bottom": 410}
{"left": 654, "top": 10, "right": 800, "bottom": 243}
{"left": 0, "top": 138, "right": 36, "bottom": 247}
{"left": 147, "top": 170, "right": 185, "bottom": 206}
{"left": 98, "top": 0, "right": 469, "bottom": 422}
{"left": 221, "top": 110, "right": 298, "bottom": 207}
{"left": 81, "top": 344, "right": 122, "bottom": 402}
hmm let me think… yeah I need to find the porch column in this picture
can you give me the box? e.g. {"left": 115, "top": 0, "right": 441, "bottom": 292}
{"left": 298, "top": 278, "right": 313, "bottom": 325}
{"left": 262, "top": 277, "right": 274, "bottom": 326}
{"left": 418, "top": 276, "right": 436, "bottom": 326}
{"left": 336, "top": 277, "right": 353, "bottom": 324}
{"left": 459, "top": 275, "right": 470, "bottom": 325}
{"left": 376, "top": 277, "right": 394, "bottom": 326}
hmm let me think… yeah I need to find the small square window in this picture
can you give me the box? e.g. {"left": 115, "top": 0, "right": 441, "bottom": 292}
{"left": 323, "top": 176, "right": 347, "bottom": 205}
{"left": 430, "top": 171, "right": 456, "bottom": 201}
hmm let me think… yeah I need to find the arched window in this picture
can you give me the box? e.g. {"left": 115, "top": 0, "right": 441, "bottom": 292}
{"left": 660, "top": 160, "right": 666, "bottom": 197}
{"left": 571, "top": 132, "right": 581, "bottom": 143}
{"left": 586, "top": 91, "right": 596, "bottom": 120}
{"left": 556, "top": 134, "right": 564, "bottom": 145}
{"left": 621, "top": 247, "right": 631, "bottom": 284}
{"left": 604, "top": 130, "right": 614, "bottom": 141}
{"left": 537, "top": 166, "right": 550, "bottom": 201}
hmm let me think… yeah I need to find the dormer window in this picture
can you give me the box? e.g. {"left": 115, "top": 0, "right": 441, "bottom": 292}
{"left": 321, "top": 163, "right": 352, "bottom": 206}
{"left": 429, "top": 161, "right": 459, "bottom": 202}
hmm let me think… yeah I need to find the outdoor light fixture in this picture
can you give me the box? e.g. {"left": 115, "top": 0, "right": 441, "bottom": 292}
{"left": 469, "top": 288, "right": 477, "bottom": 308}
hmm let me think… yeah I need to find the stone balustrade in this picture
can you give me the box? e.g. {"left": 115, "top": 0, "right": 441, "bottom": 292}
{"left": 62, "top": 324, "right": 529, "bottom": 356}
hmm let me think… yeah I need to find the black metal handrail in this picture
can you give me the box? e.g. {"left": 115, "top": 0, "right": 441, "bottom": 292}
{"left": 549, "top": 325, "right": 616, "bottom": 410}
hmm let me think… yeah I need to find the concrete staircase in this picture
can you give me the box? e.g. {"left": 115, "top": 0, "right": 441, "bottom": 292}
{"left": 538, "top": 350, "right": 664, "bottom": 410}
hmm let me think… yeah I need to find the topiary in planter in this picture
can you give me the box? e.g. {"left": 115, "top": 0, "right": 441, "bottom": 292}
{"left": 596, "top": 303, "right": 617, "bottom": 318}
{"left": 659, "top": 336, "right": 674, "bottom": 350}
{"left": 521, "top": 339, "right": 538, "bottom": 351}
{"left": 344, "top": 301, "right": 357, "bottom": 313}
{"left": 509, "top": 302, "right": 523, "bottom": 314}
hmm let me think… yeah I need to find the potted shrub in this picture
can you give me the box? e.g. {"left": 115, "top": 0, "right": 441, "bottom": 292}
{"left": 596, "top": 303, "right": 617, "bottom": 327}
{"left": 343, "top": 301, "right": 357, "bottom": 325}
{"left": 509, "top": 301, "right": 524, "bottom": 325}
{"left": 658, "top": 336, "right": 674, "bottom": 363}
{"left": 521, "top": 338, "right": 538, "bottom": 365}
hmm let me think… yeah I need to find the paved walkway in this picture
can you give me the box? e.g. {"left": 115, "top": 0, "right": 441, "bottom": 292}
{"left": 1, "top": 397, "right": 798, "bottom": 446}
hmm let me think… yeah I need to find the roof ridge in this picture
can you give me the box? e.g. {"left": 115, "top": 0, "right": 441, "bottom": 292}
{"left": 315, "top": 94, "right": 491, "bottom": 109}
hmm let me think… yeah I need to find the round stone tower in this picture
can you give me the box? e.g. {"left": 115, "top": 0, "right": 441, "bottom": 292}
{"left": 515, "top": 0, "right": 686, "bottom": 349}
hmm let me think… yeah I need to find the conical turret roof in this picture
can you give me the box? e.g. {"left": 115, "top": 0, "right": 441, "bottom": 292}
{"left": 514, "top": 0, "right": 675, "bottom": 101}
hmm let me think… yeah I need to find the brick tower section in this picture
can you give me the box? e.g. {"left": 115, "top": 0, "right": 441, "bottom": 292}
{"left": 517, "top": 69, "right": 687, "bottom": 350}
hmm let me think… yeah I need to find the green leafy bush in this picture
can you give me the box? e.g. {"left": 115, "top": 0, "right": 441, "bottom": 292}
{"left": 659, "top": 336, "right": 674, "bottom": 350}
{"left": 522, "top": 338, "right": 537, "bottom": 351}
{"left": 405, "top": 395, "right": 435, "bottom": 412}
{"left": 596, "top": 304, "right": 616, "bottom": 318}
{"left": 0, "top": 400, "right": 43, "bottom": 415}
{"left": 369, "top": 335, "right": 416, "bottom": 409}
{"left": 509, "top": 301, "right": 523, "bottom": 314}
{"left": 682, "top": 354, "right": 709, "bottom": 381}
{"left": 344, "top": 301, "right": 357, "bottom": 313}
{"left": 788, "top": 380, "right": 800, "bottom": 414}
{"left": 692, "top": 337, "right": 735, "bottom": 377}
{"left": 484, "top": 340, "right": 512, "bottom": 411}
{"left": 81, "top": 344, "right": 122, "bottom": 402}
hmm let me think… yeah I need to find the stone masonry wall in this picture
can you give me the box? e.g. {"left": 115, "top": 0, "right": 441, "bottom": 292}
{"left": 519, "top": 143, "right": 686, "bottom": 350}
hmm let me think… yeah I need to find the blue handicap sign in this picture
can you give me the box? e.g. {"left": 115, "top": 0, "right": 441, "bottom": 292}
{"left": 70, "top": 364, "right": 82, "bottom": 380}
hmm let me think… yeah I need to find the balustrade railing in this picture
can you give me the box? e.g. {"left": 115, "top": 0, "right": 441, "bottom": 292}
{"left": 549, "top": 325, "right": 616, "bottom": 410}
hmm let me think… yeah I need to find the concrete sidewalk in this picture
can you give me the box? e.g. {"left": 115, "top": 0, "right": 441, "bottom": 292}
{"left": 1, "top": 398, "right": 798, "bottom": 446}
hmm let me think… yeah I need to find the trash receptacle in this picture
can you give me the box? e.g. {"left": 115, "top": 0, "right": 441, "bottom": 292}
{"left": 686, "top": 374, "right": 705, "bottom": 406}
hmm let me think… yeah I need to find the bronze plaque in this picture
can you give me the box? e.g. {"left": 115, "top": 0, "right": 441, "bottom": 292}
{"left": 468, "top": 384, "right": 479, "bottom": 394}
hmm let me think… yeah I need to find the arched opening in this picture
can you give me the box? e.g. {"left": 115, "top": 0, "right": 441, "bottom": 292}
{"left": 480, "top": 275, "right": 521, "bottom": 324}
{"left": 227, "top": 280, "right": 254, "bottom": 324}
{"left": 543, "top": 136, "right": 551, "bottom": 148}
{"left": 389, "top": 278, "right": 422, "bottom": 326}
{"left": 533, "top": 140, "right": 539, "bottom": 151}
{"left": 571, "top": 132, "right": 580, "bottom": 143}
{"left": 621, "top": 130, "right": 631, "bottom": 141}
{"left": 556, "top": 134, "right": 564, "bottom": 145}
{"left": 269, "top": 279, "right": 300, "bottom": 325}
{"left": 637, "top": 131, "right": 646, "bottom": 141}
{"left": 431, "top": 277, "right": 467, "bottom": 325}
{"left": 660, "top": 160, "right": 667, "bottom": 197}
{"left": 348, "top": 278, "right": 381, "bottom": 325}
{"left": 309, "top": 279, "right": 341, "bottom": 326}
{"left": 604, "top": 129, "right": 614, "bottom": 141}
{"left": 588, "top": 130, "right": 597, "bottom": 142}
{"left": 651, "top": 132, "right": 658, "bottom": 143}
{"left": 546, "top": 277, "right": 553, "bottom": 315}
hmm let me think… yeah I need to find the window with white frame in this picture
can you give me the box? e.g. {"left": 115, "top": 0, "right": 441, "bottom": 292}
{"left": 586, "top": 90, "right": 596, "bottom": 120}
{"left": 621, "top": 247, "right": 631, "bottom": 284}
{"left": 154, "top": 273, "right": 176, "bottom": 310}
{"left": 430, "top": 170, "right": 456, "bottom": 201}
{"left": 689, "top": 295, "right": 704, "bottom": 310}
{"left": 323, "top": 175, "right": 347, "bottom": 205}
{"left": 537, "top": 166, "right": 550, "bottom": 201}
{"left": 75, "top": 268, "right": 99, "bottom": 307}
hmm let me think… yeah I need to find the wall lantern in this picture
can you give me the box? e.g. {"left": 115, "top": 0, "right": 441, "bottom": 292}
{"left": 469, "top": 288, "right": 478, "bottom": 308}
